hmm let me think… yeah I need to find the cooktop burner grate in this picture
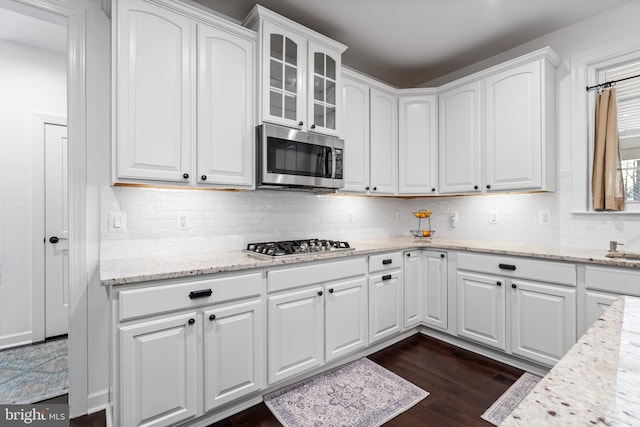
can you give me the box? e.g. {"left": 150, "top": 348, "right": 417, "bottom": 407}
{"left": 244, "top": 238, "right": 352, "bottom": 258}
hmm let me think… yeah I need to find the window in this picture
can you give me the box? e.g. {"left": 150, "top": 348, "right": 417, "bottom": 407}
{"left": 600, "top": 61, "right": 640, "bottom": 204}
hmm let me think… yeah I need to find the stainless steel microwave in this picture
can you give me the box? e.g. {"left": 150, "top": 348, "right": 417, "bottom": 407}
{"left": 256, "top": 124, "right": 344, "bottom": 191}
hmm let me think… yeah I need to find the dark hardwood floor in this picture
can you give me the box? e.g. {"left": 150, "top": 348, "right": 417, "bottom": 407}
{"left": 37, "top": 333, "right": 524, "bottom": 427}
{"left": 212, "top": 333, "right": 524, "bottom": 427}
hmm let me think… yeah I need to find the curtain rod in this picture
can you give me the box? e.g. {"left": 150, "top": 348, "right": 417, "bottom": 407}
{"left": 586, "top": 73, "right": 640, "bottom": 92}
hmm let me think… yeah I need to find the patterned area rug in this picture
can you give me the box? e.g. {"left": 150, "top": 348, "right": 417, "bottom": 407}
{"left": 481, "top": 372, "right": 542, "bottom": 426}
{"left": 264, "top": 358, "right": 429, "bottom": 427}
{"left": 0, "top": 338, "right": 68, "bottom": 404}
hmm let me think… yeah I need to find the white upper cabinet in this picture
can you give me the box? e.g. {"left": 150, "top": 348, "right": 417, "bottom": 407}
{"left": 244, "top": 5, "right": 347, "bottom": 136}
{"left": 484, "top": 58, "right": 556, "bottom": 191}
{"left": 341, "top": 73, "right": 370, "bottom": 192}
{"left": 370, "top": 88, "right": 398, "bottom": 195}
{"left": 438, "top": 47, "right": 559, "bottom": 195}
{"left": 398, "top": 91, "right": 438, "bottom": 195}
{"left": 308, "top": 41, "right": 341, "bottom": 135}
{"left": 197, "top": 24, "right": 255, "bottom": 187}
{"left": 115, "top": 0, "right": 194, "bottom": 183}
{"left": 438, "top": 81, "right": 482, "bottom": 194}
{"left": 114, "top": 0, "right": 256, "bottom": 188}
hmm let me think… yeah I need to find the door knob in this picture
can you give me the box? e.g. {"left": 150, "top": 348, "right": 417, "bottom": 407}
{"left": 49, "top": 236, "right": 67, "bottom": 244}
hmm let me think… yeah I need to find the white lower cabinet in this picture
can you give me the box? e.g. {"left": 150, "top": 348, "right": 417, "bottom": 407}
{"left": 325, "top": 277, "right": 368, "bottom": 361}
{"left": 267, "top": 286, "right": 325, "bottom": 384}
{"left": 456, "top": 252, "right": 576, "bottom": 366}
{"left": 120, "top": 312, "right": 198, "bottom": 427}
{"left": 115, "top": 273, "right": 264, "bottom": 427}
{"left": 369, "top": 271, "right": 403, "bottom": 343}
{"left": 585, "top": 290, "right": 619, "bottom": 329}
{"left": 510, "top": 279, "right": 576, "bottom": 365}
{"left": 582, "top": 265, "right": 640, "bottom": 334}
{"left": 266, "top": 257, "right": 368, "bottom": 385}
{"left": 404, "top": 250, "right": 448, "bottom": 330}
{"left": 457, "top": 271, "right": 505, "bottom": 350}
{"left": 203, "top": 299, "right": 264, "bottom": 411}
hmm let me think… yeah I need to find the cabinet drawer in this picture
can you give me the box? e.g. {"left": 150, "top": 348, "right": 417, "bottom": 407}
{"left": 119, "top": 273, "right": 263, "bottom": 321}
{"left": 369, "top": 252, "right": 402, "bottom": 273}
{"left": 585, "top": 265, "right": 640, "bottom": 295}
{"left": 456, "top": 252, "right": 576, "bottom": 286}
{"left": 268, "top": 257, "right": 366, "bottom": 293}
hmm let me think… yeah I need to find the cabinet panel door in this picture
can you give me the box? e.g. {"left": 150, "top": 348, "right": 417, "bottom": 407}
{"left": 369, "top": 88, "right": 398, "bottom": 195}
{"left": 116, "top": 0, "right": 193, "bottom": 182}
{"left": 438, "top": 81, "right": 482, "bottom": 194}
{"left": 585, "top": 290, "right": 619, "bottom": 330}
{"left": 423, "top": 251, "right": 448, "bottom": 330}
{"left": 203, "top": 300, "right": 264, "bottom": 411}
{"left": 268, "top": 287, "right": 324, "bottom": 384}
{"left": 120, "top": 313, "right": 197, "bottom": 427}
{"left": 197, "top": 24, "right": 254, "bottom": 187}
{"left": 485, "top": 61, "right": 541, "bottom": 191}
{"left": 403, "top": 251, "right": 422, "bottom": 328}
{"left": 341, "top": 76, "right": 370, "bottom": 192}
{"left": 325, "top": 277, "right": 368, "bottom": 361}
{"left": 510, "top": 279, "right": 576, "bottom": 366}
{"left": 369, "top": 271, "right": 403, "bottom": 343}
{"left": 308, "top": 41, "right": 341, "bottom": 136}
{"left": 457, "top": 271, "right": 505, "bottom": 350}
{"left": 261, "top": 21, "right": 307, "bottom": 129}
{"left": 399, "top": 95, "right": 438, "bottom": 195}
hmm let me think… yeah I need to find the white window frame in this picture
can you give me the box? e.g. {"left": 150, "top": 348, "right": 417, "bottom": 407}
{"left": 571, "top": 41, "right": 640, "bottom": 214}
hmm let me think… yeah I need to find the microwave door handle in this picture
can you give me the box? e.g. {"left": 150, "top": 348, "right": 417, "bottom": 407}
{"left": 327, "top": 148, "right": 333, "bottom": 178}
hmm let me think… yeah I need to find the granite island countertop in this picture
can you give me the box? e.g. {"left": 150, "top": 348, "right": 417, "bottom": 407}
{"left": 502, "top": 295, "right": 640, "bottom": 426}
{"left": 100, "top": 236, "right": 640, "bottom": 285}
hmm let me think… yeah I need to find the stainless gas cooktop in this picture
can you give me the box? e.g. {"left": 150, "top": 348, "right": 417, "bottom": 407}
{"left": 244, "top": 238, "right": 353, "bottom": 259}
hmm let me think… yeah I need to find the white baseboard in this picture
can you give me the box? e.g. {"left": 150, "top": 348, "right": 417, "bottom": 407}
{"left": 87, "top": 389, "right": 109, "bottom": 415}
{"left": 0, "top": 331, "right": 33, "bottom": 350}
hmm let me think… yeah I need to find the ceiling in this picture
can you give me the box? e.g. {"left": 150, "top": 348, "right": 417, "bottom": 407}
{"left": 0, "top": 0, "right": 66, "bottom": 55}
{"left": 194, "top": 0, "right": 631, "bottom": 87}
{"left": 0, "top": 0, "right": 631, "bottom": 87}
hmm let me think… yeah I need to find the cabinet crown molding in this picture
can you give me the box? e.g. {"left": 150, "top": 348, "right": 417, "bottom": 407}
{"left": 438, "top": 46, "right": 560, "bottom": 92}
{"left": 242, "top": 4, "right": 347, "bottom": 53}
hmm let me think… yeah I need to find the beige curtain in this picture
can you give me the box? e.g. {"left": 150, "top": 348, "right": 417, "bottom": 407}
{"left": 592, "top": 88, "right": 625, "bottom": 211}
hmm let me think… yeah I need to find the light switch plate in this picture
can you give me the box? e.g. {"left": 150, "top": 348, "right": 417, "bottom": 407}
{"left": 108, "top": 211, "right": 126, "bottom": 232}
{"left": 489, "top": 210, "right": 499, "bottom": 224}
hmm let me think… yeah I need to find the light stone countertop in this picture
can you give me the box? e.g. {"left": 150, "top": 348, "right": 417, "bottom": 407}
{"left": 100, "top": 236, "right": 640, "bottom": 285}
{"left": 502, "top": 296, "right": 640, "bottom": 426}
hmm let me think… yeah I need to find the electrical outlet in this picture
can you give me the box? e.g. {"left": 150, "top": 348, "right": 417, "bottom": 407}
{"left": 450, "top": 211, "right": 458, "bottom": 228}
{"left": 395, "top": 211, "right": 400, "bottom": 222}
{"left": 489, "top": 210, "right": 498, "bottom": 224}
{"left": 348, "top": 211, "right": 354, "bottom": 223}
{"left": 177, "top": 212, "right": 189, "bottom": 230}
{"left": 539, "top": 210, "right": 551, "bottom": 225}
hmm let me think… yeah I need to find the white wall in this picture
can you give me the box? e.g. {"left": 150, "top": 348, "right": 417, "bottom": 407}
{"left": 0, "top": 41, "right": 66, "bottom": 348}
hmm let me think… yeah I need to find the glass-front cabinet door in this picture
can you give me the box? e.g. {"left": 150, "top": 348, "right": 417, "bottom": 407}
{"left": 262, "top": 21, "right": 306, "bottom": 129}
{"left": 308, "top": 41, "right": 341, "bottom": 136}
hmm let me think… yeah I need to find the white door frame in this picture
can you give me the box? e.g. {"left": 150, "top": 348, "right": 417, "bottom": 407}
{"left": 32, "top": 113, "right": 67, "bottom": 343}
{"left": 17, "top": 0, "right": 88, "bottom": 417}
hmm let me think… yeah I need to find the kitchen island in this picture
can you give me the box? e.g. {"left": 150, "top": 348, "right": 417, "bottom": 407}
{"left": 502, "top": 296, "right": 640, "bottom": 426}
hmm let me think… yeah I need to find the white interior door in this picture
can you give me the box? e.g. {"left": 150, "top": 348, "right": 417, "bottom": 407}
{"left": 45, "top": 123, "right": 69, "bottom": 337}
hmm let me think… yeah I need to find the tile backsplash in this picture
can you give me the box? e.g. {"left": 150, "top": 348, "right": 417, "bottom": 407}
{"left": 101, "top": 171, "right": 640, "bottom": 260}
{"left": 100, "top": 186, "right": 408, "bottom": 259}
